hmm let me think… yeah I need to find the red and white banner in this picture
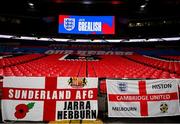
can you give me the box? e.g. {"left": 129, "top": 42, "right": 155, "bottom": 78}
{"left": 106, "top": 79, "right": 180, "bottom": 117}
{"left": 2, "top": 77, "right": 98, "bottom": 121}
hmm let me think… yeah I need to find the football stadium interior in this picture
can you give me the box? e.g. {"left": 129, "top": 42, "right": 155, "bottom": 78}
{"left": 0, "top": 0, "right": 180, "bottom": 123}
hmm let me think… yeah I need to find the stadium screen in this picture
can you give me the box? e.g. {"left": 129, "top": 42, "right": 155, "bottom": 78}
{"left": 58, "top": 15, "right": 115, "bottom": 34}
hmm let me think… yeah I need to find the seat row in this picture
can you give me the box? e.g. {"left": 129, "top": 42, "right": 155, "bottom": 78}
{"left": 2, "top": 54, "right": 179, "bottom": 79}
{"left": 0, "top": 54, "right": 44, "bottom": 67}
{"left": 161, "top": 56, "right": 180, "bottom": 61}
{"left": 126, "top": 54, "right": 180, "bottom": 74}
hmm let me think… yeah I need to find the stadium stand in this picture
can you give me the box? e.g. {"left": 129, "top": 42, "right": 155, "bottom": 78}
{"left": 161, "top": 56, "right": 180, "bottom": 61}
{"left": 0, "top": 0, "right": 180, "bottom": 123}
{"left": 0, "top": 69, "right": 2, "bottom": 76}
{"left": 125, "top": 54, "right": 180, "bottom": 75}
{"left": 2, "top": 54, "right": 179, "bottom": 79}
{"left": 0, "top": 54, "right": 45, "bottom": 68}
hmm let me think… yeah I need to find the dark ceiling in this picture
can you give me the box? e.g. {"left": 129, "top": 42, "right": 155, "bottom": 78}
{"left": 0, "top": 0, "right": 180, "bottom": 39}
{"left": 0, "top": 0, "right": 127, "bottom": 15}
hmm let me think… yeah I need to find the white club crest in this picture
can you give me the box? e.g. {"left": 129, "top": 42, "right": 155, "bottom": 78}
{"left": 64, "top": 18, "right": 75, "bottom": 31}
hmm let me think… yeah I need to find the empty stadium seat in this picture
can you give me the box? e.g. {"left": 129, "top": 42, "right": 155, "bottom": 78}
{"left": 2, "top": 54, "right": 179, "bottom": 79}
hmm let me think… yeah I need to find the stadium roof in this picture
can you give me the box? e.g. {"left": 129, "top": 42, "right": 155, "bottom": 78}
{"left": 0, "top": 0, "right": 180, "bottom": 39}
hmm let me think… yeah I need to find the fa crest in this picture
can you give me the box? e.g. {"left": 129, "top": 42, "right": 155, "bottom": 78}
{"left": 64, "top": 18, "right": 75, "bottom": 31}
{"left": 118, "top": 82, "right": 128, "bottom": 92}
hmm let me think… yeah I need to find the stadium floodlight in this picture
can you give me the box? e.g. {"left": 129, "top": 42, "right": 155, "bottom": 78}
{"left": 28, "top": 2, "right": 34, "bottom": 7}
{"left": 0, "top": 34, "right": 12, "bottom": 38}
{"left": 53, "top": 38, "right": 70, "bottom": 42}
{"left": 147, "top": 38, "right": 159, "bottom": 42}
{"left": 129, "top": 39, "right": 146, "bottom": 42}
{"left": 0, "top": 34, "right": 180, "bottom": 42}
{"left": 20, "top": 36, "right": 37, "bottom": 40}
{"left": 93, "top": 40, "right": 111, "bottom": 42}
{"left": 82, "top": 0, "right": 92, "bottom": 4}
{"left": 162, "top": 37, "right": 180, "bottom": 41}
{"left": 147, "top": 38, "right": 164, "bottom": 42}
{"left": 75, "top": 39, "right": 92, "bottom": 42}
{"left": 105, "top": 39, "right": 123, "bottom": 42}
{"left": 36, "top": 38, "right": 49, "bottom": 41}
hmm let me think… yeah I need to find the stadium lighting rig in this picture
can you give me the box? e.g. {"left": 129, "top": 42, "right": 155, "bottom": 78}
{"left": 0, "top": 34, "right": 180, "bottom": 42}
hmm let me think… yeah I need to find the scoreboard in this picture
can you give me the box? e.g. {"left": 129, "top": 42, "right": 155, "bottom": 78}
{"left": 58, "top": 15, "right": 115, "bottom": 34}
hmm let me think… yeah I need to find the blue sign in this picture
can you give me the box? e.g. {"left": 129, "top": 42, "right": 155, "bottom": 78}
{"left": 58, "top": 15, "right": 115, "bottom": 34}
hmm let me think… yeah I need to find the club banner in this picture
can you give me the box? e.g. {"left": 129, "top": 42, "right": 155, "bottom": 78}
{"left": 2, "top": 77, "right": 98, "bottom": 121}
{"left": 106, "top": 79, "right": 180, "bottom": 117}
